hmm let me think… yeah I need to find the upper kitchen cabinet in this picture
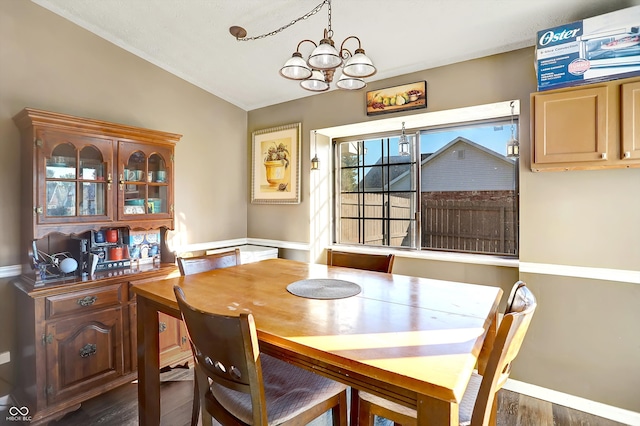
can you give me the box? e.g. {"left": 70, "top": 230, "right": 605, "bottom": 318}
{"left": 13, "top": 108, "right": 181, "bottom": 240}
{"left": 622, "top": 80, "right": 640, "bottom": 161}
{"left": 530, "top": 76, "right": 640, "bottom": 172}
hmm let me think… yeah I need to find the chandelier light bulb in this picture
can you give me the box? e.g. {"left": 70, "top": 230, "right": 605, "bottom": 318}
{"left": 336, "top": 71, "right": 366, "bottom": 90}
{"left": 301, "top": 70, "right": 330, "bottom": 92}
{"left": 280, "top": 52, "right": 313, "bottom": 80}
{"left": 307, "top": 39, "right": 342, "bottom": 70}
{"left": 342, "top": 49, "right": 376, "bottom": 78}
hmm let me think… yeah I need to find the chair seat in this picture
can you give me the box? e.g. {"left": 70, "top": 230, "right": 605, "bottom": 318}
{"left": 210, "top": 353, "right": 347, "bottom": 425}
{"left": 359, "top": 372, "right": 482, "bottom": 426}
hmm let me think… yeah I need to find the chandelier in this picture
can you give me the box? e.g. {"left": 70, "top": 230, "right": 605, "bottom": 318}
{"left": 230, "top": 0, "right": 376, "bottom": 92}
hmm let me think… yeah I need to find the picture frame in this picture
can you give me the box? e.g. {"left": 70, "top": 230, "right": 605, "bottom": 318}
{"left": 251, "top": 122, "right": 301, "bottom": 204}
{"left": 366, "top": 81, "right": 427, "bottom": 116}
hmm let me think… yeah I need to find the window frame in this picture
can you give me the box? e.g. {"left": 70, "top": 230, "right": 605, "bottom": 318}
{"left": 332, "top": 116, "right": 519, "bottom": 257}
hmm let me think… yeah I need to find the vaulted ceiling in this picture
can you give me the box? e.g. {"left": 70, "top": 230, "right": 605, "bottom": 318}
{"left": 32, "top": 0, "right": 639, "bottom": 111}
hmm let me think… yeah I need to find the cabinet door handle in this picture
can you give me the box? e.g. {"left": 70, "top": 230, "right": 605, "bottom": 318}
{"left": 77, "top": 295, "right": 97, "bottom": 306}
{"left": 624, "top": 151, "right": 631, "bottom": 159}
{"left": 79, "top": 343, "right": 97, "bottom": 358}
{"left": 600, "top": 153, "right": 607, "bottom": 160}
{"left": 159, "top": 322, "right": 167, "bottom": 333}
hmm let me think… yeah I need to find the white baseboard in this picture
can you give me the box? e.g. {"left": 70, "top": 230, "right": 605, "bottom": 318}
{"left": 504, "top": 378, "right": 640, "bottom": 425}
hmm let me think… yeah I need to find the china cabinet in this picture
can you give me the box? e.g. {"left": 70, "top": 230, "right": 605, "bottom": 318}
{"left": 13, "top": 108, "right": 179, "bottom": 247}
{"left": 530, "top": 76, "right": 640, "bottom": 171}
{"left": 11, "top": 108, "right": 187, "bottom": 424}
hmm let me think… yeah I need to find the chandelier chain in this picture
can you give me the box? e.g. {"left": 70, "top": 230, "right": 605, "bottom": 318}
{"left": 236, "top": 0, "right": 330, "bottom": 41}
{"left": 327, "top": 0, "right": 333, "bottom": 38}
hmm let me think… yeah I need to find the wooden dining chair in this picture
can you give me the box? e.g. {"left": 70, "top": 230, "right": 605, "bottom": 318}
{"left": 326, "top": 249, "right": 395, "bottom": 273}
{"left": 176, "top": 248, "right": 240, "bottom": 425}
{"left": 173, "top": 286, "right": 348, "bottom": 426}
{"left": 177, "top": 248, "right": 240, "bottom": 276}
{"left": 326, "top": 248, "right": 395, "bottom": 425}
{"left": 356, "top": 281, "right": 537, "bottom": 426}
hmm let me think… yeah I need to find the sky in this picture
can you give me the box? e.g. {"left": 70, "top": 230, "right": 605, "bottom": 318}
{"left": 354, "top": 121, "right": 517, "bottom": 165}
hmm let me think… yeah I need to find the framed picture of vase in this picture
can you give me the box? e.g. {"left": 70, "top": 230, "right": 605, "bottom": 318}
{"left": 251, "top": 122, "right": 301, "bottom": 204}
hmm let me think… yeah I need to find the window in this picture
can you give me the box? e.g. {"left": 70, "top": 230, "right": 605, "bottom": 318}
{"left": 334, "top": 118, "right": 518, "bottom": 256}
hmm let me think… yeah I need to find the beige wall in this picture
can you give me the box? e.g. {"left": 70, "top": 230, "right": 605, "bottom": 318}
{"left": 1, "top": 0, "right": 639, "bottom": 415}
{"left": 0, "top": 0, "right": 248, "bottom": 385}
{"left": 248, "top": 50, "right": 640, "bottom": 411}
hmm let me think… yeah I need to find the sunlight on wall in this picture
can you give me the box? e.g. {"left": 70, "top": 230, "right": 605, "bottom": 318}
{"left": 309, "top": 132, "right": 332, "bottom": 264}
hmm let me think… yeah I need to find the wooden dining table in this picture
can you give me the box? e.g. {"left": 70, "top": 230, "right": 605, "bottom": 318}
{"left": 132, "top": 258, "right": 503, "bottom": 426}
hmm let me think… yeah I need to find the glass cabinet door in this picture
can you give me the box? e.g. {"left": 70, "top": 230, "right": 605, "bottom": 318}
{"left": 119, "top": 144, "right": 172, "bottom": 219}
{"left": 79, "top": 146, "right": 107, "bottom": 216}
{"left": 123, "top": 150, "right": 148, "bottom": 215}
{"left": 45, "top": 143, "right": 77, "bottom": 217}
{"left": 41, "top": 135, "right": 113, "bottom": 223}
{"left": 147, "top": 153, "right": 168, "bottom": 214}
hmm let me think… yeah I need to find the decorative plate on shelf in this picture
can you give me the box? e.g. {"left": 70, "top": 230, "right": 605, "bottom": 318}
{"left": 131, "top": 233, "right": 145, "bottom": 244}
{"left": 124, "top": 205, "right": 145, "bottom": 215}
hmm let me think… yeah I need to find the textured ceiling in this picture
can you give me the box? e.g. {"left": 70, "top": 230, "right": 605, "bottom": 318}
{"left": 31, "top": 0, "right": 640, "bottom": 111}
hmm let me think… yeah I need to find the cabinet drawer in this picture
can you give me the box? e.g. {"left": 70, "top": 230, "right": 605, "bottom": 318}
{"left": 46, "top": 284, "right": 122, "bottom": 319}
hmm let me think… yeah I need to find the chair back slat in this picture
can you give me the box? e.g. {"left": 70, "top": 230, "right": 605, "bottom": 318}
{"left": 326, "top": 249, "right": 394, "bottom": 273}
{"left": 471, "top": 282, "right": 537, "bottom": 426}
{"left": 177, "top": 248, "right": 240, "bottom": 276}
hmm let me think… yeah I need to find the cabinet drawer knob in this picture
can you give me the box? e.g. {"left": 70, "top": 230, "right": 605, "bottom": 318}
{"left": 77, "top": 296, "right": 97, "bottom": 306}
{"left": 600, "top": 153, "right": 607, "bottom": 160}
{"left": 624, "top": 151, "right": 631, "bottom": 159}
{"left": 79, "top": 343, "right": 97, "bottom": 358}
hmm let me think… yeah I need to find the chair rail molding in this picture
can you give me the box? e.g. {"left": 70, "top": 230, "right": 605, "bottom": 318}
{"left": 519, "top": 262, "right": 640, "bottom": 285}
{"left": 0, "top": 264, "right": 22, "bottom": 279}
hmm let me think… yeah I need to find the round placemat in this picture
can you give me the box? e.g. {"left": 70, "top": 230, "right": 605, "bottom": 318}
{"left": 287, "top": 278, "right": 361, "bottom": 300}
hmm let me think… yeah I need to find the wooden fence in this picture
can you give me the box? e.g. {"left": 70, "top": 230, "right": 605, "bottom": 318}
{"left": 340, "top": 193, "right": 412, "bottom": 246}
{"left": 340, "top": 191, "right": 517, "bottom": 255}
{"left": 422, "top": 191, "right": 517, "bottom": 255}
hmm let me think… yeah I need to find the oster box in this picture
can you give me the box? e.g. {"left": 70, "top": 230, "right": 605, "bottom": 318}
{"left": 535, "top": 6, "right": 640, "bottom": 91}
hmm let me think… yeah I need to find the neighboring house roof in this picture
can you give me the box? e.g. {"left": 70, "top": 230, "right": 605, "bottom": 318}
{"left": 422, "top": 136, "right": 514, "bottom": 168}
{"left": 358, "top": 155, "right": 414, "bottom": 191}
{"left": 360, "top": 137, "right": 515, "bottom": 191}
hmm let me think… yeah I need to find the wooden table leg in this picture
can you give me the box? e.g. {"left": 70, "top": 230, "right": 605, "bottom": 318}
{"left": 137, "top": 296, "right": 161, "bottom": 425}
{"left": 416, "top": 394, "right": 458, "bottom": 426}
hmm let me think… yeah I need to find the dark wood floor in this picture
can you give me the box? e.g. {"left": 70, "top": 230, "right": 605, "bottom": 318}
{"left": 33, "top": 366, "right": 626, "bottom": 426}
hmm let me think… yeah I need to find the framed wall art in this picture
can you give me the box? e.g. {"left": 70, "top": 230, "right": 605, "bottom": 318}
{"left": 251, "top": 122, "right": 301, "bottom": 204}
{"left": 366, "top": 81, "right": 427, "bottom": 116}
